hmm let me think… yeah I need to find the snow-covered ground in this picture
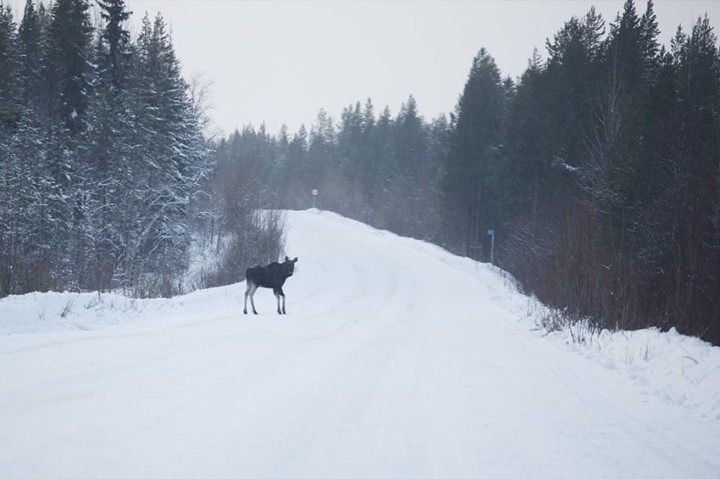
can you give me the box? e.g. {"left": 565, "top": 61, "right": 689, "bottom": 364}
{"left": 1, "top": 209, "right": 719, "bottom": 478}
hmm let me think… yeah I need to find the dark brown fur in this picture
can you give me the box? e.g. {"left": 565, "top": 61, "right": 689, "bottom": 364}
{"left": 244, "top": 256, "right": 298, "bottom": 314}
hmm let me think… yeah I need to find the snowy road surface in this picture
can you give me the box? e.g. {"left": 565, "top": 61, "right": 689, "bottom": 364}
{"left": 1, "top": 210, "right": 719, "bottom": 478}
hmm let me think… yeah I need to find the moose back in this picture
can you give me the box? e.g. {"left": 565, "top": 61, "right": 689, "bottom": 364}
{"left": 244, "top": 256, "right": 298, "bottom": 315}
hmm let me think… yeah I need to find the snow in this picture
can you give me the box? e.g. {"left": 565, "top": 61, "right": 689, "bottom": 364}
{"left": 1, "top": 209, "right": 719, "bottom": 478}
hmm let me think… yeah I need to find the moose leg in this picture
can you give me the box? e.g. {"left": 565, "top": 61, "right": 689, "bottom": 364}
{"left": 244, "top": 282, "right": 258, "bottom": 314}
{"left": 243, "top": 284, "right": 249, "bottom": 314}
{"left": 274, "top": 288, "right": 286, "bottom": 314}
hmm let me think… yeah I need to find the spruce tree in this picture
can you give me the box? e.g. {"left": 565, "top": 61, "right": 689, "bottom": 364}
{"left": 441, "top": 48, "right": 505, "bottom": 257}
{"left": 87, "top": 0, "right": 134, "bottom": 289}
{"left": 43, "top": 0, "right": 93, "bottom": 136}
{"left": 0, "top": 4, "right": 20, "bottom": 129}
{"left": 97, "top": 0, "right": 131, "bottom": 89}
{"left": 124, "top": 13, "right": 208, "bottom": 293}
{"left": 666, "top": 15, "right": 720, "bottom": 339}
{"left": 18, "top": 0, "right": 48, "bottom": 122}
{"left": 391, "top": 95, "right": 431, "bottom": 237}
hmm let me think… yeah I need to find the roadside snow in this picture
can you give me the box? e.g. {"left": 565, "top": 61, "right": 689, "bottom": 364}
{"left": 0, "top": 285, "right": 243, "bottom": 335}
{"left": 545, "top": 322, "right": 720, "bottom": 420}
{"left": 0, "top": 291, "right": 157, "bottom": 334}
{"left": 1, "top": 209, "right": 718, "bottom": 478}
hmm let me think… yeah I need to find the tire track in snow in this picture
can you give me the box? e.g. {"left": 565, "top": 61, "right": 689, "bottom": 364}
{"left": 283, "top": 210, "right": 402, "bottom": 334}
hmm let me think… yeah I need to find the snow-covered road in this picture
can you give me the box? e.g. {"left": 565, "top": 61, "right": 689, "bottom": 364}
{"left": 1, "top": 210, "right": 719, "bottom": 478}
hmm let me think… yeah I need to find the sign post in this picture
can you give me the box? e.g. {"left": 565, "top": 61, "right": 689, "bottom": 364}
{"left": 312, "top": 189, "right": 318, "bottom": 209}
{"left": 487, "top": 229, "right": 495, "bottom": 265}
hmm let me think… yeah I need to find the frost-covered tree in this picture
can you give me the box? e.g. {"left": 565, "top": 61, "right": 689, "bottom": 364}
{"left": 0, "top": 5, "right": 21, "bottom": 129}
{"left": 1, "top": 2, "right": 211, "bottom": 297}
{"left": 84, "top": 0, "right": 135, "bottom": 289}
{"left": 118, "top": 13, "right": 209, "bottom": 294}
{"left": 97, "top": 0, "right": 132, "bottom": 90}
{"left": 17, "top": 0, "right": 49, "bottom": 123}
{"left": 43, "top": 0, "right": 94, "bottom": 136}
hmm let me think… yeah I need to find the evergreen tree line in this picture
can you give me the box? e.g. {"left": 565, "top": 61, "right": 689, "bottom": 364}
{"left": 214, "top": 96, "right": 450, "bottom": 243}
{"left": 476, "top": 0, "right": 720, "bottom": 345}
{"left": 216, "top": 0, "right": 719, "bottom": 344}
{"left": 0, "top": 0, "right": 214, "bottom": 297}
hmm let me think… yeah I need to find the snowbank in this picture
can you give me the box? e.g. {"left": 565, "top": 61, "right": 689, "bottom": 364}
{"left": 545, "top": 321, "right": 720, "bottom": 421}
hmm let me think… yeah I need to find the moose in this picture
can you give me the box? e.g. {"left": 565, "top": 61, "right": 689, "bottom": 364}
{"left": 244, "top": 256, "right": 299, "bottom": 315}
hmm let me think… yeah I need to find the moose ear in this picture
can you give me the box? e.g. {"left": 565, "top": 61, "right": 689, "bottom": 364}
{"left": 293, "top": 257, "right": 298, "bottom": 263}
{"left": 284, "top": 256, "right": 290, "bottom": 262}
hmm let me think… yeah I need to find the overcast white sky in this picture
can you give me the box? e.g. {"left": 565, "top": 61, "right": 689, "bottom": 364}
{"left": 8, "top": 0, "right": 720, "bottom": 136}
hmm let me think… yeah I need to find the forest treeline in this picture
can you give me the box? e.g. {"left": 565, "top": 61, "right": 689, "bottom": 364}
{"left": 0, "top": 0, "right": 206, "bottom": 296}
{"left": 0, "top": 0, "right": 283, "bottom": 297}
{"left": 217, "top": 0, "right": 719, "bottom": 345}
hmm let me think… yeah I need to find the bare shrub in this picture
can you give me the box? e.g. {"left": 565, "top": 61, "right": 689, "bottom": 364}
{"left": 199, "top": 210, "right": 286, "bottom": 288}
{"left": 538, "top": 308, "right": 568, "bottom": 334}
